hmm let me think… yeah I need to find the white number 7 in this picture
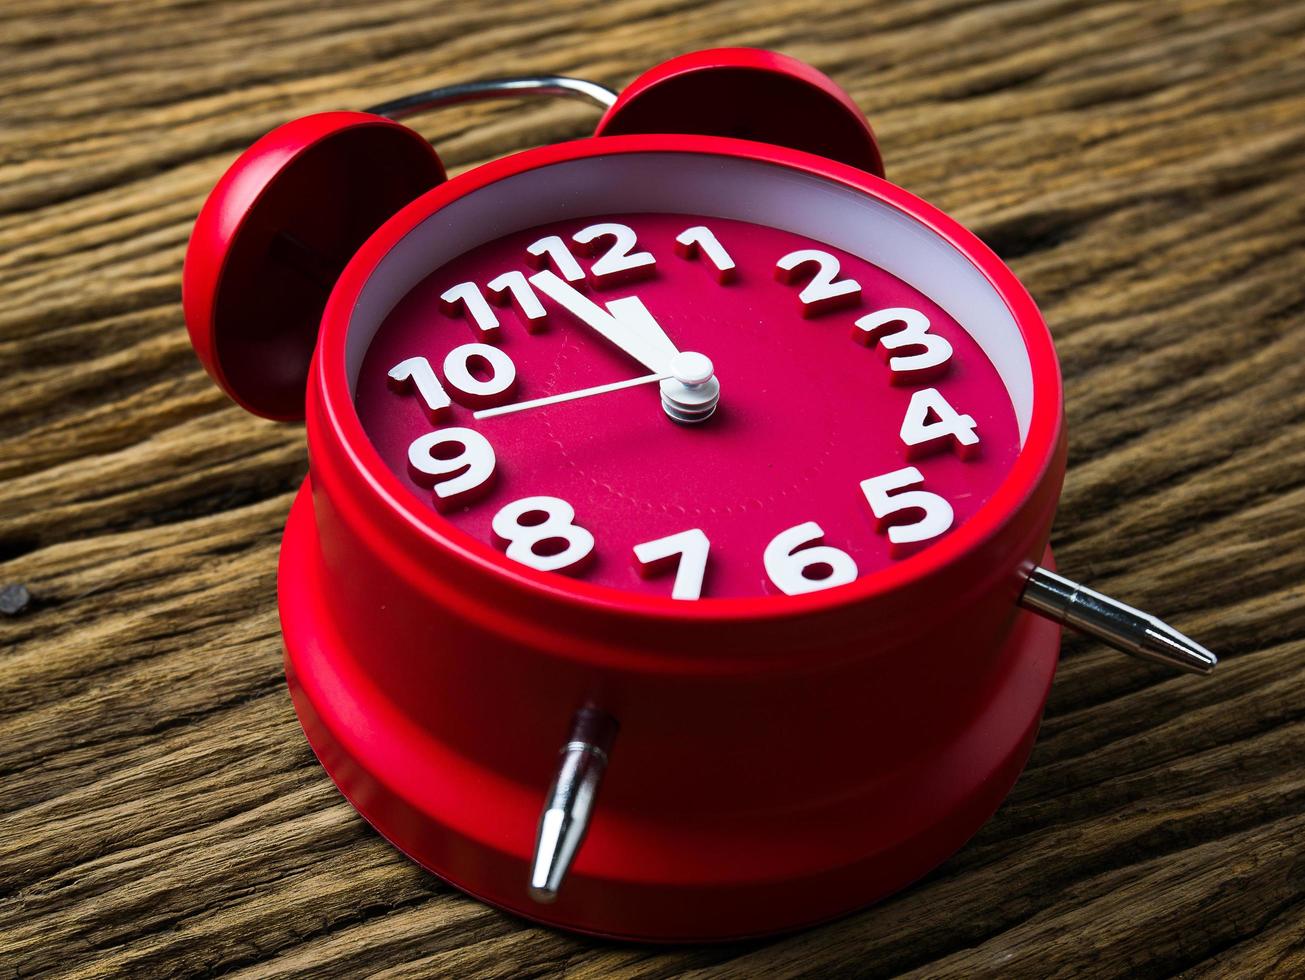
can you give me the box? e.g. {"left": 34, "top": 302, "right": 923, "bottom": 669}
{"left": 633, "top": 528, "right": 710, "bottom": 600}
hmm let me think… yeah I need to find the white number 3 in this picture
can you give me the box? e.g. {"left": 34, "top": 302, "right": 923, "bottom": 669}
{"left": 492, "top": 496, "right": 595, "bottom": 574}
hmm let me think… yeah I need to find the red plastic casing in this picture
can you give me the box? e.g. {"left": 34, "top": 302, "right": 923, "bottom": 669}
{"left": 180, "top": 48, "right": 1067, "bottom": 941}
{"left": 272, "top": 132, "right": 1066, "bottom": 941}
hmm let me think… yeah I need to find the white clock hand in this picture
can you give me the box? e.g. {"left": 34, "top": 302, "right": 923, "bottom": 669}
{"left": 529, "top": 269, "right": 679, "bottom": 373}
{"left": 473, "top": 371, "right": 669, "bottom": 419}
{"left": 474, "top": 352, "right": 720, "bottom": 424}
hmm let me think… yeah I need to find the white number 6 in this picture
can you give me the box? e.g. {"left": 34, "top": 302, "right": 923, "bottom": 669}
{"left": 764, "top": 521, "right": 859, "bottom": 595}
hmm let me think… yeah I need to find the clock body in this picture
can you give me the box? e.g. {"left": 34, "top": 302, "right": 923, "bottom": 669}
{"left": 261, "top": 132, "right": 1067, "bottom": 940}
{"left": 178, "top": 40, "right": 1068, "bottom": 944}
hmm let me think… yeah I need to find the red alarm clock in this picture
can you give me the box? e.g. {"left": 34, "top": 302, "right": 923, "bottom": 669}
{"left": 183, "top": 49, "right": 1216, "bottom": 941}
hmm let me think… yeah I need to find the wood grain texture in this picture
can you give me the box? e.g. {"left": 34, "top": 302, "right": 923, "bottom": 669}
{"left": 2, "top": 0, "right": 1304, "bottom": 975}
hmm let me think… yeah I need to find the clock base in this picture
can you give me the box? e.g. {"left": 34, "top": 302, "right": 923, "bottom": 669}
{"left": 279, "top": 482, "right": 1060, "bottom": 941}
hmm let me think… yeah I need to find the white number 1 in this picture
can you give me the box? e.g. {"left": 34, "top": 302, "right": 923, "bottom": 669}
{"left": 633, "top": 528, "right": 710, "bottom": 599}
{"left": 675, "top": 225, "right": 736, "bottom": 282}
{"left": 775, "top": 249, "right": 862, "bottom": 317}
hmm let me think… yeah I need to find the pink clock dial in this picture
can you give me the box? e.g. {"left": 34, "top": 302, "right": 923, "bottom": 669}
{"left": 354, "top": 211, "right": 1020, "bottom": 599}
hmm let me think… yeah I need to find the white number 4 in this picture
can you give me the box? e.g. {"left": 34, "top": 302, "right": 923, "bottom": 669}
{"left": 633, "top": 529, "right": 710, "bottom": 600}
{"left": 860, "top": 467, "right": 954, "bottom": 557}
{"left": 899, "top": 387, "right": 979, "bottom": 459}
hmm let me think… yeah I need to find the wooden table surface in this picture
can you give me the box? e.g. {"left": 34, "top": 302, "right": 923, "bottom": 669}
{"left": 3, "top": 0, "right": 1304, "bottom": 976}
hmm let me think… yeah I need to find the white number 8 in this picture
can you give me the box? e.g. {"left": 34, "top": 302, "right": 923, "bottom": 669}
{"left": 492, "top": 496, "right": 595, "bottom": 574}
{"left": 859, "top": 467, "right": 954, "bottom": 556}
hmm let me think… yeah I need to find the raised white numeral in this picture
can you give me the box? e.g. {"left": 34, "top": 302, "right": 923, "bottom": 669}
{"left": 675, "top": 225, "right": 736, "bottom": 283}
{"left": 387, "top": 356, "right": 451, "bottom": 419}
{"left": 853, "top": 307, "right": 952, "bottom": 383}
{"left": 492, "top": 496, "right": 595, "bottom": 574}
{"left": 900, "top": 387, "right": 980, "bottom": 459}
{"left": 763, "top": 521, "right": 858, "bottom": 595}
{"left": 407, "top": 427, "right": 496, "bottom": 511}
{"left": 487, "top": 270, "right": 548, "bottom": 332}
{"left": 527, "top": 235, "right": 585, "bottom": 282}
{"left": 573, "top": 222, "right": 656, "bottom": 285}
{"left": 439, "top": 282, "right": 500, "bottom": 339}
{"left": 775, "top": 249, "right": 861, "bottom": 317}
{"left": 633, "top": 528, "right": 709, "bottom": 600}
{"left": 860, "top": 467, "right": 954, "bottom": 556}
{"left": 442, "top": 343, "right": 517, "bottom": 408}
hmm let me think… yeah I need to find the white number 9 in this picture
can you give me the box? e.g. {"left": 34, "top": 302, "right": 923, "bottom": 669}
{"left": 407, "top": 427, "right": 496, "bottom": 511}
{"left": 763, "top": 521, "right": 859, "bottom": 595}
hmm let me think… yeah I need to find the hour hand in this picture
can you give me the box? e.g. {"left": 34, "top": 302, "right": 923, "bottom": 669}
{"left": 529, "top": 269, "right": 679, "bottom": 373}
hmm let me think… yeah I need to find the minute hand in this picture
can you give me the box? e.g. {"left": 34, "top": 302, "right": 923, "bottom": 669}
{"left": 529, "top": 270, "right": 679, "bottom": 373}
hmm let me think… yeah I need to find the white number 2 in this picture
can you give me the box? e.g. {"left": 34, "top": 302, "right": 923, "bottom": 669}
{"left": 407, "top": 427, "right": 496, "bottom": 511}
{"left": 860, "top": 467, "right": 954, "bottom": 556}
{"left": 775, "top": 249, "right": 862, "bottom": 317}
{"left": 633, "top": 528, "right": 710, "bottom": 599}
{"left": 492, "top": 496, "right": 595, "bottom": 574}
{"left": 764, "top": 521, "right": 859, "bottom": 595}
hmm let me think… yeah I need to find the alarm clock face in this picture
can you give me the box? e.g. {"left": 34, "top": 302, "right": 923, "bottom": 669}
{"left": 340, "top": 144, "right": 1044, "bottom": 601}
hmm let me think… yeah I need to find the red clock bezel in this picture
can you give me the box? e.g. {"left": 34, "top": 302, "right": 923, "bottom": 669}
{"left": 313, "top": 133, "right": 1063, "bottom": 624}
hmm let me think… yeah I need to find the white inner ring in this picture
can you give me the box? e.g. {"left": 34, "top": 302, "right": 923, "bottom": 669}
{"left": 345, "top": 152, "right": 1034, "bottom": 443}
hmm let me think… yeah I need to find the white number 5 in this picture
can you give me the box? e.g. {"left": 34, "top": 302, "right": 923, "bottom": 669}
{"left": 860, "top": 467, "right": 954, "bottom": 556}
{"left": 775, "top": 249, "right": 861, "bottom": 317}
